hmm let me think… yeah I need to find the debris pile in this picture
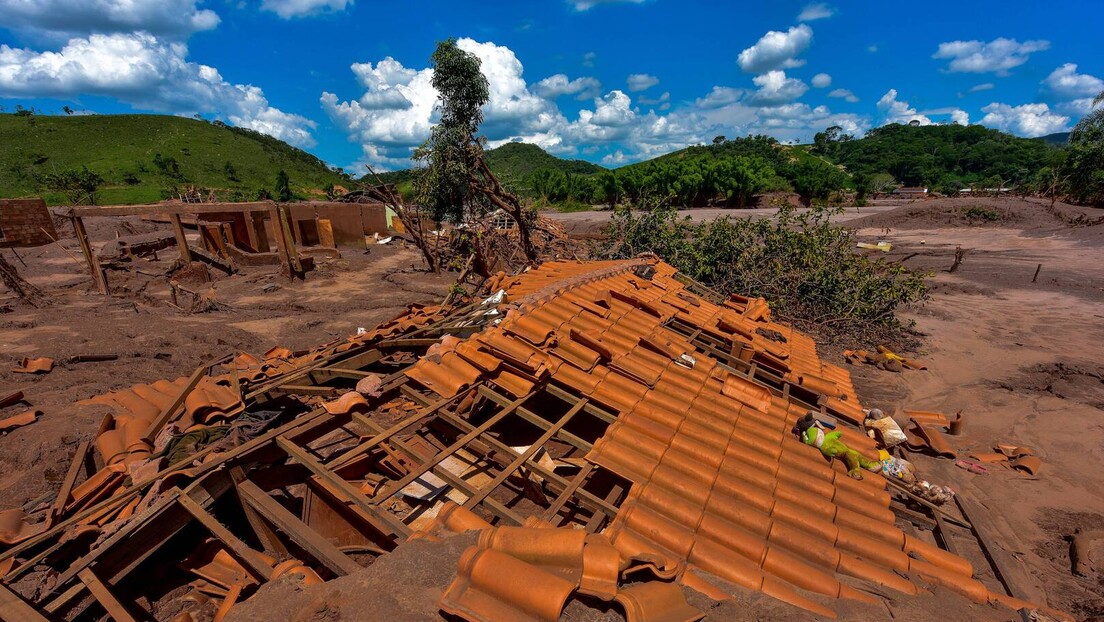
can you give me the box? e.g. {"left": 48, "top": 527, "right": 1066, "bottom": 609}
{"left": 0, "top": 259, "right": 1067, "bottom": 621}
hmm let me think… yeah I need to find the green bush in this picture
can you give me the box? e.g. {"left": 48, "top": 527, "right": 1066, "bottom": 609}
{"left": 963, "top": 206, "right": 1001, "bottom": 221}
{"left": 596, "top": 205, "right": 928, "bottom": 331}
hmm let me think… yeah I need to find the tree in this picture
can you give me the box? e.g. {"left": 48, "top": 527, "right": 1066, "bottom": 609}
{"left": 223, "top": 161, "right": 239, "bottom": 182}
{"left": 712, "top": 135, "right": 727, "bottom": 145}
{"left": 41, "top": 167, "right": 104, "bottom": 205}
{"left": 274, "top": 169, "right": 292, "bottom": 201}
{"left": 596, "top": 170, "right": 622, "bottom": 208}
{"left": 62, "top": 106, "right": 73, "bottom": 115}
{"left": 1063, "top": 104, "right": 1104, "bottom": 205}
{"left": 415, "top": 39, "right": 537, "bottom": 262}
{"left": 789, "top": 160, "right": 847, "bottom": 206}
{"left": 868, "top": 173, "right": 898, "bottom": 196}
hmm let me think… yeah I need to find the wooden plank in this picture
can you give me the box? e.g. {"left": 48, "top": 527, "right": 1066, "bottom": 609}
{"left": 955, "top": 494, "right": 1038, "bottom": 601}
{"left": 477, "top": 386, "right": 594, "bottom": 452}
{"left": 178, "top": 495, "right": 273, "bottom": 582}
{"left": 51, "top": 489, "right": 184, "bottom": 593}
{"left": 1, "top": 409, "right": 333, "bottom": 568}
{"left": 143, "top": 364, "right": 207, "bottom": 444}
{"left": 169, "top": 213, "right": 192, "bottom": 263}
{"left": 276, "top": 438, "right": 410, "bottom": 538}
{"left": 585, "top": 483, "right": 623, "bottom": 533}
{"left": 72, "top": 216, "right": 107, "bottom": 295}
{"left": 334, "top": 391, "right": 464, "bottom": 468}
{"left": 0, "top": 583, "right": 50, "bottom": 622}
{"left": 541, "top": 464, "right": 595, "bottom": 523}
{"left": 47, "top": 441, "right": 89, "bottom": 528}
{"left": 463, "top": 398, "right": 587, "bottom": 510}
{"left": 373, "top": 390, "right": 537, "bottom": 501}
{"left": 236, "top": 480, "right": 361, "bottom": 576}
{"left": 271, "top": 384, "right": 342, "bottom": 397}
{"left": 230, "top": 468, "right": 287, "bottom": 558}
{"left": 276, "top": 205, "right": 303, "bottom": 275}
{"left": 268, "top": 205, "right": 295, "bottom": 277}
{"left": 354, "top": 418, "right": 524, "bottom": 526}
{"left": 434, "top": 409, "right": 619, "bottom": 518}
{"left": 78, "top": 568, "right": 138, "bottom": 622}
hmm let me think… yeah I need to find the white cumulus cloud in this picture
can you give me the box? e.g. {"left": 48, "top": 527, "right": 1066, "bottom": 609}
{"left": 828, "top": 88, "right": 858, "bottom": 103}
{"left": 626, "top": 73, "right": 659, "bottom": 92}
{"left": 0, "top": 32, "right": 316, "bottom": 146}
{"left": 1043, "top": 63, "right": 1104, "bottom": 99}
{"left": 323, "top": 38, "right": 563, "bottom": 167}
{"left": 325, "top": 37, "right": 872, "bottom": 168}
{"left": 533, "top": 74, "right": 602, "bottom": 100}
{"left": 980, "top": 102, "right": 1069, "bottom": 137}
{"left": 877, "top": 89, "right": 931, "bottom": 125}
{"left": 261, "top": 0, "right": 351, "bottom": 18}
{"left": 797, "top": 2, "right": 835, "bottom": 21}
{"left": 749, "top": 70, "right": 808, "bottom": 105}
{"left": 0, "top": 0, "right": 219, "bottom": 39}
{"left": 737, "top": 24, "right": 813, "bottom": 74}
{"left": 933, "top": 38, "right": 1050, "bottom": 75}
{"left": 811, "top": 73, "right": 831, "bottom": 88}
{"left": 968, "top": 82, "right": 995, "bottom": 93}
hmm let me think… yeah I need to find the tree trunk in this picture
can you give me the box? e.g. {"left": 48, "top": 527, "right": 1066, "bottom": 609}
{"left": 0, "top": 251, "right": 51, "bottom": 307}
{"left": 473, "top": 158, "right": 538, "bottom": 263}
{"left": 362, "top": 166, "right": 440, "bottom": 273}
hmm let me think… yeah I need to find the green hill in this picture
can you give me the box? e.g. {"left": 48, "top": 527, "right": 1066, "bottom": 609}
{"left": 0, "top": 113, "right": 348, "bottom": 205}
{"left": 372, "top": 142, "right": 604, "bottom": 188}
{"left": 484, "top": 142, "right": 604, "bottom": 180}
{"left": 823, "top": 123, "right": 1064, "bottom": 191}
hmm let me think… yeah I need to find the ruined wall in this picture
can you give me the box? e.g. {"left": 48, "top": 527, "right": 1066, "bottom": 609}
{"left": 0, "top": 198, "right": 59, "bottom": 248}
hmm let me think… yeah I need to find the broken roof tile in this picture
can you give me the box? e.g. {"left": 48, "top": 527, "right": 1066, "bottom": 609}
{"left": 12, "top": 356, "right": 54, "bottom": 374}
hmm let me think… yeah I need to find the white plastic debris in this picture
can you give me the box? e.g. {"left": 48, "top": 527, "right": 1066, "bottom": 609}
{"left": 481, "top": 289, "right": 508, "bottom": 306}
{"left": 356, "top": 327, "right": 367, "bottom": 335}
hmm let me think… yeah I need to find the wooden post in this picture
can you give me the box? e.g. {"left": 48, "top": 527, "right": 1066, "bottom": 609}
{"left": 169, "top": 213, "right": 192, "bottom": 263}
{"left": 72, "top": 216, "right": 107, "bottom": 295}
{"left": 277, "top": 205, "right": 303, "bottom": 275}
{"left": 78, "top": 568, "right": 138, "bottom": 622}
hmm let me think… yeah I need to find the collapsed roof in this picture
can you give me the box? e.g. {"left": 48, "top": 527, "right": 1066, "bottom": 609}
{"left": 0, "top": 258, "right": 1051, "bottom": 621}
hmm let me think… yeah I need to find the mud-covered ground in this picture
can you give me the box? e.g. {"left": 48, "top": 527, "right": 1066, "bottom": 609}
{"left": 3, "top": 196, "right": 1104, "bottom": 621}
{"left": 0, "top": 213, "right": 452, "bottom": 506}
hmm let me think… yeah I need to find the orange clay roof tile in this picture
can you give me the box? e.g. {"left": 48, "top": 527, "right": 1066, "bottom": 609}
{"left": 439, "top": 546, "right": 577, "bottom": 622}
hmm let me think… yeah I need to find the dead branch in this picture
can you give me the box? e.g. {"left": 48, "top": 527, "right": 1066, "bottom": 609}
{"left": 0, "top": 251, "right": 52, "bottom": 308}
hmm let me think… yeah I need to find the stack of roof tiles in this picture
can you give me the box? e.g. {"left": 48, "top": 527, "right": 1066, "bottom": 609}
{"left": 404, "top": 259, "right": 1038, "bottom": 620}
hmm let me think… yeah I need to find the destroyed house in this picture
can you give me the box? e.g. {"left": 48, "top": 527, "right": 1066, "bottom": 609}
{"left": 0, "top": 259, "right": 1048, "bottom": 621}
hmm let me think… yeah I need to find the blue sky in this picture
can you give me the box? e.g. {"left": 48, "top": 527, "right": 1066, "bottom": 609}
{"left": 1, "top": 0, "right": 1101, "bottom": 172}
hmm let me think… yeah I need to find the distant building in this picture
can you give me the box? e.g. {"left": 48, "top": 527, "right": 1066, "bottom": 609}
{"left": 892, "top": 187, "right": 929, "bottom": 197}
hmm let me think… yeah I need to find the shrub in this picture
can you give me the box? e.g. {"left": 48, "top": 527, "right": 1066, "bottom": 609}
{"left": 963, "top": 206, "right": 1001, "bottom": 221}
{"left": 595, "top": 205, "right": 928, "bottom": 333}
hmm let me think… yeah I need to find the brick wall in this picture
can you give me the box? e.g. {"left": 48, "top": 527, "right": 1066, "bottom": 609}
{"left": 0, "top": 199, "right": 59, "bottom": 248}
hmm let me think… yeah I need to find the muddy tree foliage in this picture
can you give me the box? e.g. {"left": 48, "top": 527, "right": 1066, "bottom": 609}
{"left": 595, "top": 205, "right": 928, "bottom": 339}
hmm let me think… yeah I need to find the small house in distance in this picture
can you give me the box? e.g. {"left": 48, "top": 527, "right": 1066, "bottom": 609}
{"left": 891, "top": 186, "right": 929, "bottom": 198}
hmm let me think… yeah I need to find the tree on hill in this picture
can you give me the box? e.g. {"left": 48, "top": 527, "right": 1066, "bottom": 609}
{"left": 274, "top": 169, "right": 292, "bottom": 201}
{"left": 40, "top": 166, "right": 104, "bottom": 205}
